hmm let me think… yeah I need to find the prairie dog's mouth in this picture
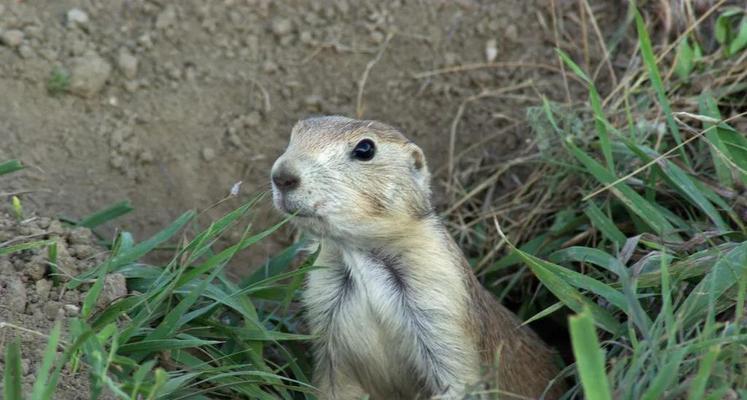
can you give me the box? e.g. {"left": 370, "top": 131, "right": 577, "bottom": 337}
{"left": 273, "top": 195, "right": 317, "bottom": 218}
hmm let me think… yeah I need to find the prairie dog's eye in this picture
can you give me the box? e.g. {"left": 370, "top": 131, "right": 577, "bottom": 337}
{"left": 352, "top": 139, "right": 376, "bottom": 161}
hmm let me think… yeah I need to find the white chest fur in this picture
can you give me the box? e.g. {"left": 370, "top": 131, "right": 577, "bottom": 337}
{"left": 303, "top": 242, "right": 480, "bottom": 398}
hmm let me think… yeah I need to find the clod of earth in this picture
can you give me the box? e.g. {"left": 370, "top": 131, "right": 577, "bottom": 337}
{"left": 68, "top": 52, "right": 112, "bottom": 98}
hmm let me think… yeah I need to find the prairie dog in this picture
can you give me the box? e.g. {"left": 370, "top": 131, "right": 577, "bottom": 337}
{"left": 271, "top": 116, "right": 562, "bottom": 399}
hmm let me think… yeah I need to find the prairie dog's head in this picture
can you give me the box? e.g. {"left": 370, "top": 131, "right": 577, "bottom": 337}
{"left": 271, "top": 116, "right": 432, "bottom": 241}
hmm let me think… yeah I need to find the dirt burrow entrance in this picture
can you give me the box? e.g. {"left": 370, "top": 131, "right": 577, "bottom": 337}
{"left": 0, "top": 0, "right": 600, "bottom": 274}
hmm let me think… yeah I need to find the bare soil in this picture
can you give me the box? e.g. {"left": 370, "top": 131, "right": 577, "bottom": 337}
{"left": 0, "top": 212, "right": 118, "bottom": 398}
{"left": 0, "top": 0, "right": 595, "bottom": 275}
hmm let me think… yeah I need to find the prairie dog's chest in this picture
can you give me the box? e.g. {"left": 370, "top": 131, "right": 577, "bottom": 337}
{"left": 304, "top": 248, "right": 416, "bottom": 392}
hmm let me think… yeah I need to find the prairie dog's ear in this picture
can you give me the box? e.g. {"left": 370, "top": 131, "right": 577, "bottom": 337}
{"left": 289, "top": 120, "right": 307, "bottom": 141}
{"left": 406, "top": 142, "right": 431, "bottom": 196}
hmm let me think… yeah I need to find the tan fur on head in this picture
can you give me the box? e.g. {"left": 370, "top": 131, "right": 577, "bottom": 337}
{"left": 272, "top": 116, "right": 431, "bottom": 244}
{"left": 271, "top": 116, "right": 564, "bottom": 399}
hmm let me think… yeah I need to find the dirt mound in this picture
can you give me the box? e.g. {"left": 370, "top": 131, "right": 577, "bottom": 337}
{"left": 0, "top": 0, "right": 584, "bottom": 274}
{"left": 0, "top": 212, "right": 119, "bottom": 398}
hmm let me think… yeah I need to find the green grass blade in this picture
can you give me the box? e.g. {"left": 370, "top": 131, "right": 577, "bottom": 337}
{"left": 641, "top": 347, "right": 687, "bottom": 400}
{"left": 717, "top": 125, "right": 747, "bottom": 185}
{"left": 659, "top": 252, "right": 675, "bottom": 348}
{"left": 621, "top": 140, "right": 730, "bottom": 232}
{"left": 509, "top": 244, "right": 622, "bottom": 334}
{"left": 674, "top": 38, "right": 695, "bottom": 81}
{"left": 0, "top": 239, "right": 55, "bottom": 257}
{"left": 634, "top": 9, "right": 689, "bottom": 166}
{"left": 80, "top": 263, "right": 108, "bottom": 318}
{"left": 30, "top": 321, "right": 62, "bottom": 400}
{"left": 728, "top": 17, "right": 747, "bottom": 54}
{"left": 555, "top": 48, "right": 592, "bottom": 83}
{"left": 243, "top": 241, "right": 306, "bottom": 286}
{"left": 699, "top": 94, "right": 738, "bottom": 186}
{"left": 118, "top": 338, "right": 222, "bottom": 353}
{"left": 569, "top": 310, "right": 612, "bottom": 400}
{"left": 565, "top": 138, "right": 679, "bottom": 241}
{"left": 551, "top": 246, "right": 653, "bottom": 332}
{"left": 484, "top": 233, "right": 566, "bottom": 274}
{"left": 178, "top": 215, "right": 290, "bottom": 287}
{"left": 687, "top": 346, "right": 721, "bottom": 400}
{"left": 555, "top": 49, "right": 614, "bottom": 172}
{"left": 78, "top": 200, "right": 134, "bottom": 228}
{"left": 183, "top": 196, "right": 262, "bottom": 264}
{"left": 147, "top": 264, "right": 224, "bottom": 341}
{"left": 42, "top": 325, "right": 96, "bottom": 399}
{"left": 3, "top": 339, "right": 24, "bottom": 400}
{"left": 130, "top": 360, "right": 157, "bottom": 398}
{"left": 0, "top": 159, "right": 24, "bottom": 175}
{"left": 550, "top": 246, "right": 625, "bottom": 276}
{"left": 522, "top": 302, "right": 563, "bottom": 326}
{"left": 584, "top": 202, "right": 627, "bottom": 247}
{"left": 679, "top": 242, "right": 747, "bottom": 325}
{"left": 69, "top": 210, "right": 195, "bottom": 288}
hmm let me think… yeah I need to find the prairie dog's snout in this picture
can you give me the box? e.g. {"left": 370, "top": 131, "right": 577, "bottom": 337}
{"left": 271, "top": 160, "right": 300, "bottom": 192}
{"left": 270, "top": 156, "right": 307, "bottom": 217}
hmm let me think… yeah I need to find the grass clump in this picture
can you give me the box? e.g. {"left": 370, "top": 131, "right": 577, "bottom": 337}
{"left": 462, "top": 4, "right": 747, "bottom": 399}
{"left": 47, "top": 66, "right": 70, "bottom": 96}
{"left": 1, "top": 192, "right": 315, "bottom": 399}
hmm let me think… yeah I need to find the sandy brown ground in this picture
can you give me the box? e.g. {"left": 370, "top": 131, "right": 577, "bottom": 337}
{"left": 0, "top": 0, "right": 601, "bottom": 276}
{"left": 0, "top": 212, "right": 119, "bottom": 398}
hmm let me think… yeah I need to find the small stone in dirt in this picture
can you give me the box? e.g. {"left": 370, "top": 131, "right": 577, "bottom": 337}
{"left": 110, "top": 153, "right": 125, "bottom": 169}
{"left": 71, "top": 244, "right": 95, "bottom": 259}
{"left": 21, "top": 358, "right": 31, "bottom": 376}
{"left": 27, "top": 254, "right": 49, "bottom": 281}
{"left": 37, "top": 217, "right": 51, "bottom": 229}
{"left": 139, "top": 149, "right": 154, "bottom": 163}
{"left": 43, "top": 301, "right": 62, "bottom": 320}
{"left": 1, "top": 29, "right": 24, "bottom": 48}
{"left": 117, "top": 49, "right": 138, "bottom": 80}
{"left": 304, "top": 94, "right": 323, "bottom": 112}
{"left": 485, "top": 39, "right": 498, "bottom": 62}
{"left": 68, "top": 52, "right": 112, "bottom": 98}
{"left": 202, "top": 147, "right": 216, "bottom": 162}
{"left": 370, "top": 30, "right": 384, "bottom": 44}
{"left": 18, "top": 45, "right": 33, "bottom": 59}
{"left": 156, "top": 5, "right": 177, "bottom": 30}
{"left": 124, "top": 80, "right": 139, "bottom": 92}
{"left": 63, "top": 304, "right": 80, "bottom": 317}
{"left": 97, "top": 273, "right": 127, "bottom": 308}
{"left": 66, "top": 8, "right": 90, "bottom": 30}
{"left": 68, "top": 227, "right": 93, "bottom": 245}
{"left": 299, "top": 31, "right": 313, "bottom": 45}
{"left": 245, "top": 111, "right": 261, "bottom": 127}
{"left": 262, "top": 60, "right": 278, "bottom": 74}
{"left": 166, "top": 64, "right": 182, "bottom": 80}
{"left": 0, "top": 259, "right": 12, "bottom": 274}
{"left": 138, "top": 33, "right": 153, "bottom": 49}
{"left": 271, "top": 18, "right": 293, "bottom": 36}
{"left": 35, "top": 279, "right": 52, "bottom": 301}
{"left": 504, "top": 24, "right": 519, "bottom": 42}
{"left": 6, "top": 275, "right": 27, "bottom": 312}
{"left": 48, "top": 220, "right": 64, "bottom": 235}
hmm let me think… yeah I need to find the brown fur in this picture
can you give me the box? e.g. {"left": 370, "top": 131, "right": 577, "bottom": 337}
{"left": 272, "top": 116, "right": 564, "bottom": 399}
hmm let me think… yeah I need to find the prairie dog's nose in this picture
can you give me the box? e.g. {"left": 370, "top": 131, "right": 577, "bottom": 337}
{"left": 272, "top": 162, "right": 300, "bottom": 191}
